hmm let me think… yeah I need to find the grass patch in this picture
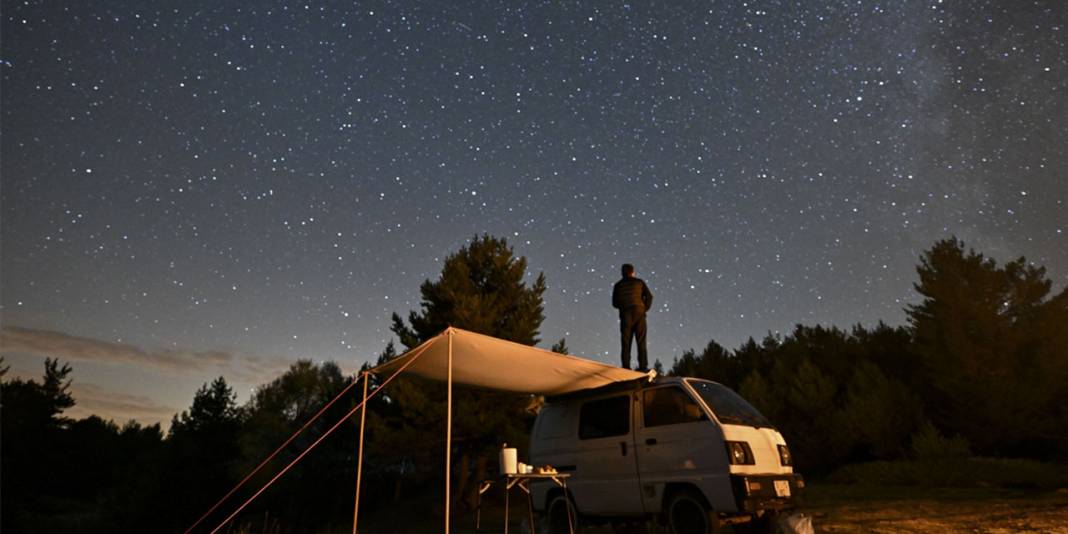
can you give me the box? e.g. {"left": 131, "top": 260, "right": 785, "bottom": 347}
{"left": 802, "top": 482, "right": 1068, "bottom": 533}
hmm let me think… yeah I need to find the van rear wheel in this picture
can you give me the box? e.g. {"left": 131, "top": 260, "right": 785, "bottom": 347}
{"left": 666, "top": 489, "right": 720, "bottom": 534}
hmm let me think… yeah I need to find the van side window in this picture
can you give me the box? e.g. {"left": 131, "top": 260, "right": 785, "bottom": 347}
{"left": 643, "top": 387, "right": 705, "bottom": 427}
{"left": 535, "top": 404, "right": 572, "bottom": 439}
{"left": 578, "top": 395, "right": 630, "bottom": 439}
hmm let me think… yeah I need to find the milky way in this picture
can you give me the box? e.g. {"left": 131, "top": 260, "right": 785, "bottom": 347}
{"left": 2, "top": 1, "right": 1066, "bottom": 424}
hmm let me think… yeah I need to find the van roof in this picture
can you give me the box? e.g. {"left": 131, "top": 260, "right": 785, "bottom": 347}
{"left": 544, "top": 375, "right": 693, "bottom": 402}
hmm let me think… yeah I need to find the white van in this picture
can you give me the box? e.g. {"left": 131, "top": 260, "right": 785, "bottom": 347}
{"left": 529, "top": 376, "right": 803, "bottom": 533}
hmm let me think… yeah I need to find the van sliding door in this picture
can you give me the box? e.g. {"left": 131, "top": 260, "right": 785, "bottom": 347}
{"left": 572, "top": 394, "right": 643, "bottom": 516}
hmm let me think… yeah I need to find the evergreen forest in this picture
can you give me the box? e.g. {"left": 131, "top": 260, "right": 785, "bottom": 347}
{"left": 3, "top": 235, "right": 1066, "bottom": 533}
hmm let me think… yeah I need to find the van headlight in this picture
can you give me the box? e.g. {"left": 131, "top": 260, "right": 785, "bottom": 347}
{"left": 725, "top": 441, "right": 754, "bottom": 465}
{"left": 777, "top": 445, "right": 792, "bottom": 466}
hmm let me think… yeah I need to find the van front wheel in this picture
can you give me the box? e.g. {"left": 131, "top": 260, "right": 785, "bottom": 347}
{"left": 665, "top": 490, "right": 720, "bottom": 534}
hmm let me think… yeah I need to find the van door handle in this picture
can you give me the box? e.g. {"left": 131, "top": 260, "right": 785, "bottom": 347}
{"left": 645, "top": 438, "right": 658, "bottom": 445}
{"left": 620, "top": 441, "right": 628, "bottom": 456}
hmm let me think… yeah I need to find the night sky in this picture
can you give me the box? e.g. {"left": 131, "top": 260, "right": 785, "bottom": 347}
{"left": 2, "top": 1, "right": 1066, "bottom": 427}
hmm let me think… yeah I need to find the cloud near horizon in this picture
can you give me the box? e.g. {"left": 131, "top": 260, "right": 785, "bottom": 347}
{"left": 0, "top": 326, "right": 288, "bottom": 382}
{"left": 65, "top": 382, "right": 179, "bottom": 428}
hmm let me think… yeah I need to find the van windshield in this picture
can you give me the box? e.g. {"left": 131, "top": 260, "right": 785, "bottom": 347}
{"left": 688, "top": 380, "right": 772, "bottom": 428}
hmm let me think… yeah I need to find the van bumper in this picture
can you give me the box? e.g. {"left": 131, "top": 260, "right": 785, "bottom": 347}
{"left": 729, "top": 473, "right": 804, "bottom": 513}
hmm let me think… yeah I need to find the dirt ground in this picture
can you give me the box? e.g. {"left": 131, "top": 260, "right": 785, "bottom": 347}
{"left": 476, "top": 484, "right": 1068, "bottom": 534}
{"left": 359, "top": 483, "right": 1068, "bottom": 533}
{"left": 802, "top": 484, "right": 1068, "bottom": 534}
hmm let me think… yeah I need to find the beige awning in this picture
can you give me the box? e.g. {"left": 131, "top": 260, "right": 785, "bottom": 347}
{"left": 199, "top": 326, "right": 648, "bottom": 534}
{"left": 370, "top": 327, "right": 651, "bottom": 395}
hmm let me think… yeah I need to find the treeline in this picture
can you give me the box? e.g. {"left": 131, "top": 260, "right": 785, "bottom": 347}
{"left": 2, "top": 235, "right": 544, "bottom": 533}
{"left": 2, "top": 359, "right": 368, "bottom": 533}
{"left": 4, "top": 346, "right": 510, "bottom": 533}
{"left": 670, "top": 238, "right": 1068, "bottom": 473}
{"left": 3, "top": 236, "right": 1066, "bottom": 532}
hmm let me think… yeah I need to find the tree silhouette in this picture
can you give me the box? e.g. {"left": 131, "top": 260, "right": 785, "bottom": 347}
{"left": 236, "top": 361, "right": 355, "bottom": 530}
{"left": 387, "top": 234, "right": 547, "bottom": 509}
{"left": 550, "top": 337, "right": 569, "bottom": 354}
{"left": 165, "top": 377, "right": 243, "bottom": 530}
{"left": 170, "top": 376, "right": 241, "bottom": 436}
{"left": 392, "top": 234, "right": 546, "bottom": 346}
{"left": 1, "top": 358, "right": 75, "bottom": 531}
{"left": 908, "top": 237, "right": 1068, "bottom": 456}
{"left": 669, "top": 339, "right": 738, "bottom": 387}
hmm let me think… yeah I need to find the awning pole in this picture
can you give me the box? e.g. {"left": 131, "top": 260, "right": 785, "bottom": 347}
{"left": 352, "top": 371, "right": 369, "bottom": 534}
{"left": 445, "top": 329, "right": 453, "bottom": 534}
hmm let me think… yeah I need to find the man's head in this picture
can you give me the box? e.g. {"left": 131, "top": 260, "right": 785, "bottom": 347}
{"left": 622, "top": 263, "right": 635, "bottom": 277}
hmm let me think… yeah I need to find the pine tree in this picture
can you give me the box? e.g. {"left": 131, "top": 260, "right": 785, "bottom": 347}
{"left": 386, "top": 234, "right": 547, "bottom": 508}
{"left": 668, "top": 339, "right": 739, "bottom": 387}
{"left": 550, "top": 337, "right": 569, "bottom": 354}
{"left": 164, "top": 377, "right": 243, "bottom": 528}
{"left": 392, "top": 234, "right": 546, "bottom": 346}
{"left": 0, "top": 358, "right": 76, "bottom": 531}
{"left": 907, "top": 237, "right": 1066, "bottom": 456}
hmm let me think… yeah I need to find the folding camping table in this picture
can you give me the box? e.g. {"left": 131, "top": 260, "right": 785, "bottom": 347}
{"left": 475, "top": 472, "right": 573, "bottom": 534}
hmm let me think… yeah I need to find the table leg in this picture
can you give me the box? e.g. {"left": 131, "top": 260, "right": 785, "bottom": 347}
{"left": 562, "top": 479, "right": 575, "bottom": 534}
{"left": 476, "top": 480, "right": 494, "bottom": 532}
{"left": 504, "top": 481, "right": 510, "bottom": 534}
{"left": 525, "top": 481, "right": 535, "bottom": 534}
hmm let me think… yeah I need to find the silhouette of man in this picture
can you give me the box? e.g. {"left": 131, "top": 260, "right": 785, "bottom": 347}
{"left": 612, "top": 263, "right": 653, "bottom": 371}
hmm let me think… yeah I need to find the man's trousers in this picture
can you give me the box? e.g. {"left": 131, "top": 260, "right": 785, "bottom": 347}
{"left": 619, "top": 309, "right": 648, "bottom": 370}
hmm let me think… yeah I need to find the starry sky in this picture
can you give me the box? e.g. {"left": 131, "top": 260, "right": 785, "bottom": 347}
{"left": 2, "top": 1, "right": 1066, "bottom": 428}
